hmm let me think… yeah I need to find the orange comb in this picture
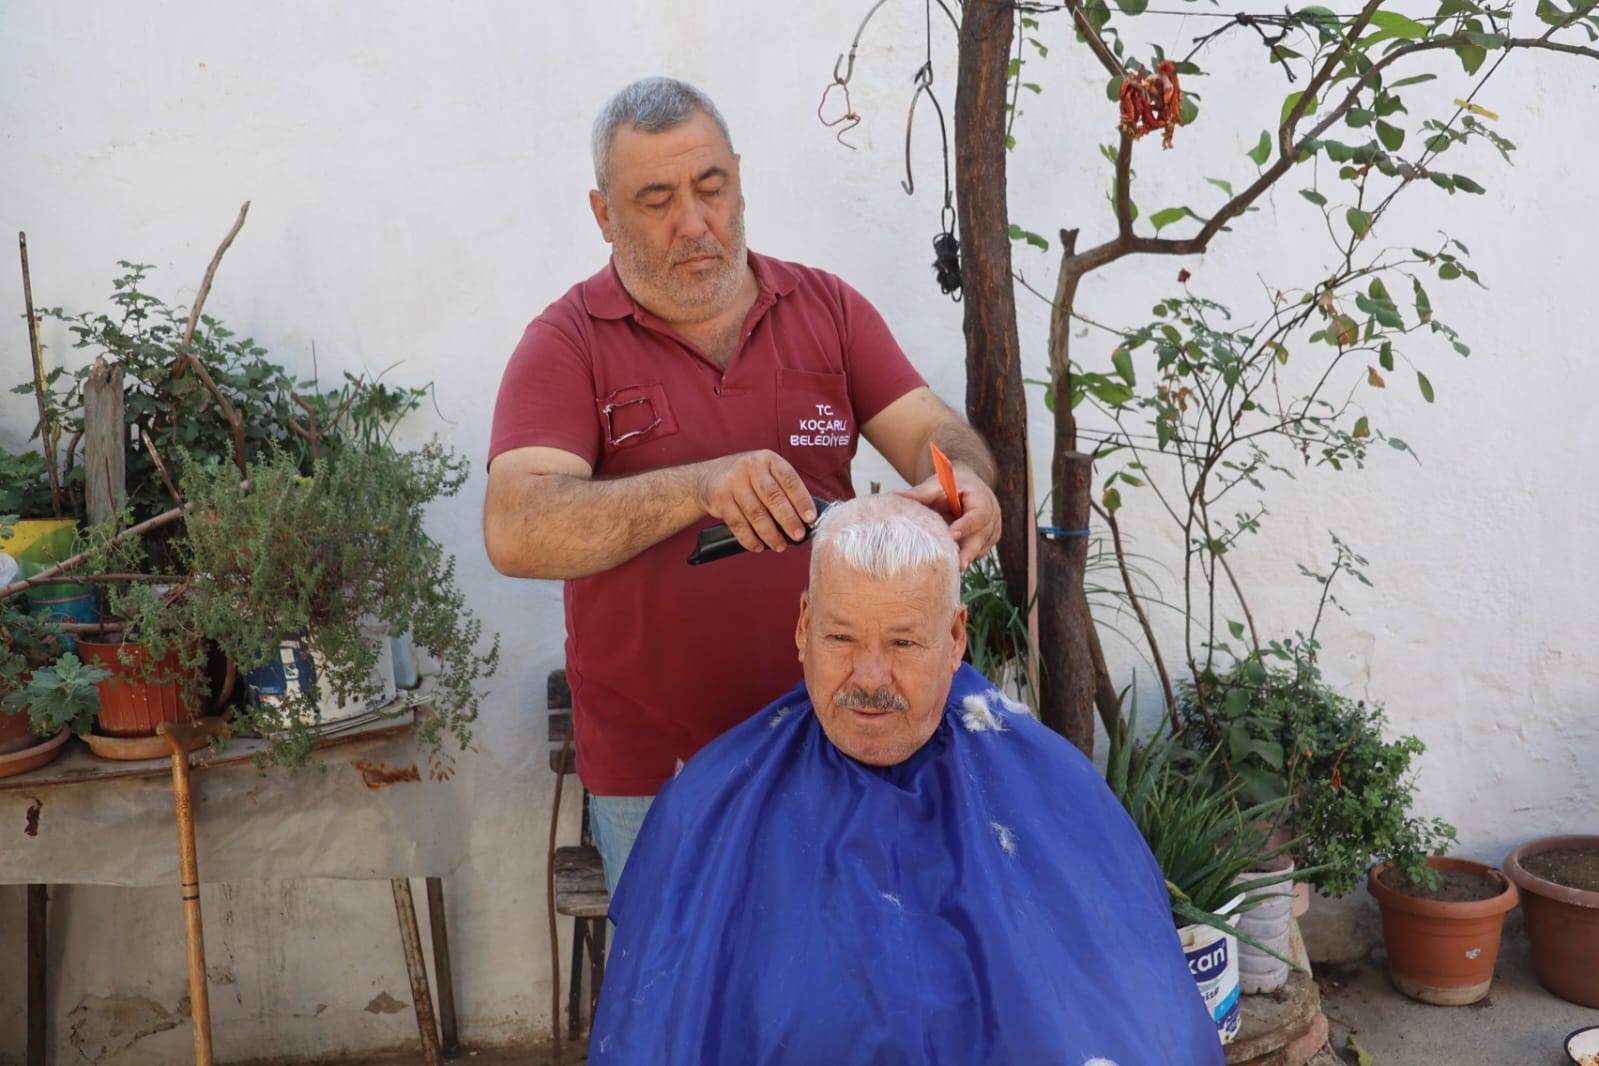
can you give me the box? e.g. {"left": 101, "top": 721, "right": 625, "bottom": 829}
{"left": 929, "top": 443, "right": 963, "bottom": 518}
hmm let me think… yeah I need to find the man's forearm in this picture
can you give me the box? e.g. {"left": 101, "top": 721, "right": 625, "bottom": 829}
{"left": 924, "top": 419, "right": 998, "bottom": 488}
{"left": 484, "top": 465, "right": 705, "bottom": 580}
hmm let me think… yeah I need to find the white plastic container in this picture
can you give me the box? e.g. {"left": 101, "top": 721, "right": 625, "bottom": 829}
{"left": 1180, "top": 897, "right": 1243, "bottom": 1045}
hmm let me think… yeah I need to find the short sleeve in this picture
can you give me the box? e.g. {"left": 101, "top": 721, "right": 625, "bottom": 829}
{"left": 834, "top": 279, "right": 927, "bottom": 424}
{"left": 487, "top": 311, "right": 603, "bottom": 469}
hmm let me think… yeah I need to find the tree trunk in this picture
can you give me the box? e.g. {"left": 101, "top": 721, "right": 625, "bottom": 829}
{"left": 1037, "top": 450, "right": 1097, "bottom": 753}
{"left": 954, "top": 0, "right": 1029, "bottom": 611}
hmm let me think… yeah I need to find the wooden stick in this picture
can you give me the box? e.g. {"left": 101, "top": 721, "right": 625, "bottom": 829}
{"left": 157, "top": 719, "right": 226, "bottom": 1066}
{"left": 181, "top": 202, "right": 250, "bottom": 350}
{"left": 173, "top": 202, "right": 252, "bottom": 481}
{"left": 18, "top": 232, "right": 63, "bottom": 518}
{"left": 0, "top": 501, "right": 192, "bottom": 602}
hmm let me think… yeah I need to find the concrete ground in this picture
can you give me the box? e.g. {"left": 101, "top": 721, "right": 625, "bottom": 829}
{"left": 341, "top": 928, "right": 1599, "bottom": 1066}
{"left": 1318, "top": 929, "right": 1599, "bottom": 1066}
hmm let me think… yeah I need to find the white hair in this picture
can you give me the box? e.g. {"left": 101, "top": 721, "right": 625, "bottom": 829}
{"left": 808, "top": 495, "right": 960, "bottom": 612}
{"left": 592, "top": 77, "right": 732, "bottom": 195}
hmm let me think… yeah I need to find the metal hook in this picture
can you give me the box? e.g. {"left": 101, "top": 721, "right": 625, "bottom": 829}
{"left": 900, "top": 63, "right": 937, "bottom": 194}
{"left": 818, "top": 81, "right": 862, "bottom": 150}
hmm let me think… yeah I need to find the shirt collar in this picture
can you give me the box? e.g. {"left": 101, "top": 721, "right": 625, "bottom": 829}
{"left": 579, "top": 250, "right": 798, "bottom": 321}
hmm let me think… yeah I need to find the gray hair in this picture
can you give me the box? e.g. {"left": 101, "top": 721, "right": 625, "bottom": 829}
{"left": 809, "top": 495, "right": 961, "bottom": 613}
{"left": 592, "top": 77, "right": 733, "bottom": 195}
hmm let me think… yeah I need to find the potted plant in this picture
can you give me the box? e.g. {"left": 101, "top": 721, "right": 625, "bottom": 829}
{"left": 1504, "top": 835, "right": 1599, "bottom": 1009}
{"left": 1366, "top": 852, "right": 1518, "bottom": 1007}
{"left": 1105, "top": 709, "right": 1309, "bottom": 1044}
{"left": 131, "top": 439, "right": 499, "bottom": 768}
{"left": 1174, "top": 649, "right": 1458, "bottom": 900}
{"left": 0, "top": 597, "right": 109, "bottom": 776}
{"left": 22, "top": 245, "right": 498, "bottom": 769}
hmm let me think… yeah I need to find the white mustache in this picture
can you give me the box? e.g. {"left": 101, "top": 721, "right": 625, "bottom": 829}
{"left": 834, "top": 687, "right": 908, "bottom": 712}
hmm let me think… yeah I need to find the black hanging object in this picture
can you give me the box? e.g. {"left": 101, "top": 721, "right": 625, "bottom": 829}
{"left": 932, "top": 230, "right": 962, "bottom": 298}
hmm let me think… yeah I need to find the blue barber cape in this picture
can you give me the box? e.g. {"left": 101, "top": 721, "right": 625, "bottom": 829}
{"left": 591, "top": 664, "right": 1223, "bottom": 1066}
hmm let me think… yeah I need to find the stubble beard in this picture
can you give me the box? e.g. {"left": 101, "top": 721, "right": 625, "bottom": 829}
{"left": 612, "top": 211, "right": 748, "bottom": 325}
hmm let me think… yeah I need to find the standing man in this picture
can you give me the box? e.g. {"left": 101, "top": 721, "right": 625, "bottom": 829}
{"left": 484, "top": 76, "right": 999, "bottom": 892}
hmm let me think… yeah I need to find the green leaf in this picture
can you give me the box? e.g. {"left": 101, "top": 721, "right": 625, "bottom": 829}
{"left": 1150, "top": 207, "right": 1190, "bottom": 233}
{"left": 1247, "top": 130, "right": 1271, "bottom": 166}
{"left": 1111, "top": 346, "right": 1137, "bottom": 386}
{"left": 1228, "top": 620, "right": 1246, "bottom": 640}
{"left": 1205, "top": 176, "right": 1235, "bottom": 197}
{"left": 1376, "top": 120, "right": 1404, "bottom": 151}
{"left": 1103, "top": 486, "right": 1123, "bottom": 512}
{"left": 1347, "top": 107, "right": 1374, "bottom": 128}
{"left": 1179, "top": 95, "right": 1199, "bottom": 126}
{"left": 1379, "top": 340, "right": 1395, "bottom": 371}
{"left": 1413, "top": 279, "right": 1432, "bottom": 323}
{"left": 1299, "top": 188, "right": 1327, "bottom": 206}
{"left": 1439, "top": 261, "right": 1462, "bottom": 280}
{"left": 1346, "top": 208, "right": 1373, "bottom": 238}
{"left": 1453, "top": 174, "right": 1486, "bottom": 194}
{"left": 1353, "top": 415, "right": 1370, "bottom": 439}
{"left": 1114, "top": 0, "right": 1148, "bottom": 13}
{"left": 1417, "top": 371, "right": 1435, "bottom": 402}
{"left": 1365, "top": 10, "right": 1427, "bottom": 40}
{"left": 1281, "top": 91, "right": 1319, "bottom": 127}
{"left": 1536, "top": 0, "right": 1569, "bottom": 24}
{"left": 1388, "top": 73, "right": 1437, "bottom": 89}
{"left": 1457, "top": 42, "right": 1488, "bottom": 74}
{"left": 1007, "top": 223, "right": 1051, "bottom": 251}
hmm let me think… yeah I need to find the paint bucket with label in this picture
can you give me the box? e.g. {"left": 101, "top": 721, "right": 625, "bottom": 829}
{"left": 244, "top": 632, "right": 318, "bottom": 719}
{"left": 1180, "top": 898, "right": 1243, "bottom": 1045}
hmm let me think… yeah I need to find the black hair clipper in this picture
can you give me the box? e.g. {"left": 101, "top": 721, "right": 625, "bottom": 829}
{"left": 687, "top": 497, "right": 832, "bottom": 566}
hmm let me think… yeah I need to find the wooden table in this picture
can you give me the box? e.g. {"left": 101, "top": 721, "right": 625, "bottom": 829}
{"left": 0, "top": 706, "right": 464, "bottom": 1064}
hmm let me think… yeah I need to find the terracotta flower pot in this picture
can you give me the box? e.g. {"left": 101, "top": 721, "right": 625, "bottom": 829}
{"left": 77, "top": 636, "right": 201, "bottom": 737}
{"left": 1368, "top": 856, "right": 1519, "bottom": 1006}
{"left": 0, "top": 710, "right": 36, "bottom": 756}
{"left": 1504, "top": 835, "right": 1599, "bottom": 1009}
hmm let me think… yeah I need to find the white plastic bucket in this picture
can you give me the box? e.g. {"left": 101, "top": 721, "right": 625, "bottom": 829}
{"left": 1180, "top": 902, "right": 1242, "bottom": 1045}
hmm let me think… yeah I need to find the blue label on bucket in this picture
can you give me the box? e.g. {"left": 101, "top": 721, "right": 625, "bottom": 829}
{"left": 1185, "top": 926, "right": 1241, "bottom": 1041}
{"left": 244, "top": 635, "right": 317, "bottom": 712}
{"left": 26, "top": 585, "right": 97, "bottom": 653}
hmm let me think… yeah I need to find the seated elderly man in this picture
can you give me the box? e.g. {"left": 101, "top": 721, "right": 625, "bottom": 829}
{"left": 590, "top": 495, "right": 1222, "bottom": 1065}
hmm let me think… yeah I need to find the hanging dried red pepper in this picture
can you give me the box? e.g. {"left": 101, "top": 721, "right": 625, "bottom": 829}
{"left": 1117, "top": 60, "right": 1184, "bottom": 149}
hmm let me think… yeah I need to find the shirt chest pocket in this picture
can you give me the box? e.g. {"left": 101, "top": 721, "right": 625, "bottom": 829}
{"left": 776, "top": 369, "right": 855, "bottom": 479}
{"left": 596, "top": 382, "right": 680, "bottom": 465}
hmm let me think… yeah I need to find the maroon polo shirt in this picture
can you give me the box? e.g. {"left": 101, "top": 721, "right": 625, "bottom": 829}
{"left": 489, "top": 251, "right": 925, "bottom": 794}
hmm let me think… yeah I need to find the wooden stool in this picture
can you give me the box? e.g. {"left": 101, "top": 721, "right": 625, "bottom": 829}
{"left": 547, "top": 669, "right": 611, "bottom": 1044}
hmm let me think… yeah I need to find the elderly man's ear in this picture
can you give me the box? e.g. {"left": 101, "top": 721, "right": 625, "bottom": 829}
{"left": 948, "top": 606, "right": 969, "bottom": 673}
{"left": 794, "top": 590, "right": 810, "bottom": 662}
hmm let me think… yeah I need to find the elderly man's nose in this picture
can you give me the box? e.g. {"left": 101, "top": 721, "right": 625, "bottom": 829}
{"left": 849, "top": 649, "right": 892, "bottom": 687}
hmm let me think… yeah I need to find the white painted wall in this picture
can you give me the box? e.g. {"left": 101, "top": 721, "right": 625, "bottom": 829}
{"left": 1, "top": 1, "right": 1594, "bottom": 1058}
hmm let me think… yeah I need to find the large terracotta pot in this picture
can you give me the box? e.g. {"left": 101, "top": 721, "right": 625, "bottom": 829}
{"left": 1504, "top": 835, "right": 1599, "bottom": 1009}
{"left": 76, "top": 636, "right": 200, "bottom": 736}
{"left": 1368, "top": 856, "right": 1519, "bottom": 1006}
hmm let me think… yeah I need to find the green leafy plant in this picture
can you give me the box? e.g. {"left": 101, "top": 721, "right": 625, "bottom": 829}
{"left": 1106, "top": 699, "right": 1312, "bottom": 966}
{"left": 0, "top": 603, "right": 108, "bottom": 738}
{"left": 1171, "top": 537, "right": 1457, "bottom": 895}
{"left": 99, "top": 441, "right": 500, "bottom": 768}
{"left": 0, "top": 448, "right": 57, "bottom": 519}
{"left": 1176, "top": 657, "right": 1456, "bottom": 897}
{"left": 14, "top": 227, "right": 497, "bottom": 770}
{"left": 961, "top": 551, "right": 1036, "bottom": 707}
